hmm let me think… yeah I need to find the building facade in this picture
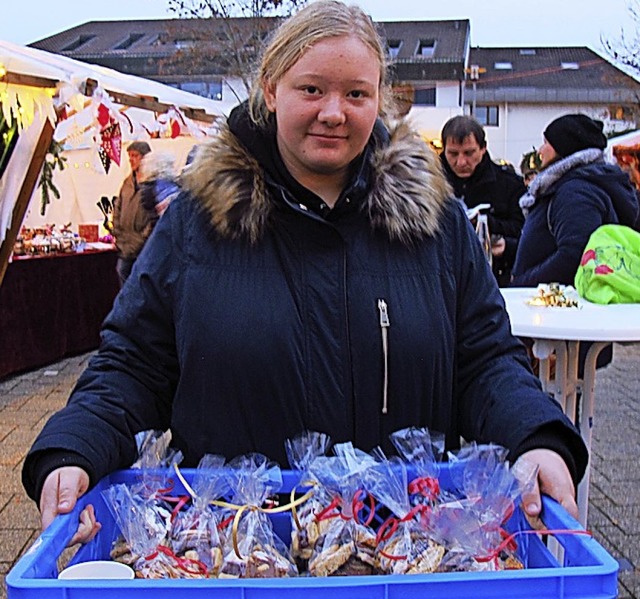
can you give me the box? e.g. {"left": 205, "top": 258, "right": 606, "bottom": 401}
{"left": 31, "top": 17, "right": 640, "bottom": 170}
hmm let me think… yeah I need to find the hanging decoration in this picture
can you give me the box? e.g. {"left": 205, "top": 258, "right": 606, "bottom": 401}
{"left": 93, "top": 99, "right": 122, "bottom": 168}
{"left": 38, "top": 138, "right": 68, "bottom": 216}
{"left": 0, "top": 107, "right": 20, "bottom": 179}
{"left": 100, "top": 121, "right": 122, "bottom": 166}
{"left": 157, "top": 106, "right": 207, "bottom": 139}
{"left": 97, "top": 102, "right": 111, "bottom": 129}
{"left": 87, "top": 87, "right": 137, "bottom": 169}
{"left": 98, "top": 146, "right": 112, "bottom": 174}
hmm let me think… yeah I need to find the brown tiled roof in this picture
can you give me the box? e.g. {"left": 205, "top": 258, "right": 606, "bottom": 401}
{"left": 30, "top": 17, "right": 470, "bottom": 81}
{"left": 30, "top": 18, "right": 280, "bottom": 59}
{"left": 379, "top": 20, "right": 469, "bottom": 62}
{"left": 468, "top": 46, "right": 640, "bottom": 102}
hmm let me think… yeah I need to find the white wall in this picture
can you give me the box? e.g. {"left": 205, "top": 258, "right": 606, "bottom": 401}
{"left": 480, "top": 104, "right": 635, "bottom": 171}
{"left": 406, "top": 81, "right": 463, "bottom": 142}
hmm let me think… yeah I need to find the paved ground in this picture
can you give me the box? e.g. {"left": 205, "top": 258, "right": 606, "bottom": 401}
{"left": 0, "top": 344, "right": 638, "bottom": 597}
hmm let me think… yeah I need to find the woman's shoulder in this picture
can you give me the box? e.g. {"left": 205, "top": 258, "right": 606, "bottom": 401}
{"left": 366, "top": 121, "right": 455, "bottom": 244}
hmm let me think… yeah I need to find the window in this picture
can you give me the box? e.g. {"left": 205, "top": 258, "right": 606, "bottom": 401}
{"left": 170, "top": 81, "right": 223, "bottom": 101}
{"left": 473, "top": 105, "right": 499, "bottom": 127}
{"left": 609, "top": 105, "right": 635, "bottom": 121}
{"left": 61, "top": 35, "right": 96, "bottom": 52}
{"left": 114, "top": 33, "right": 145, "bottom": 50}
{"left": 519, "top": 49, "right": 536, "bottom": 56}
{"left": 561, "top": 62, "right": 580, "bottom": 70}
{"left": 494, "top": 62, "right": 512, "bottom": 70}
{"left": 417, "top": 39, "right": 436, "bottom": 58}
{"left": 387, "top": 39, "right": 402, "bottom": 59}
{"left": 414, "top": 87, "right": 436, "bottom": 106}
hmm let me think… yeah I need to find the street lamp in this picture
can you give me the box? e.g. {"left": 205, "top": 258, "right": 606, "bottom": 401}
{"left": 465, "top": 64, "right": 486, "bottom": 117}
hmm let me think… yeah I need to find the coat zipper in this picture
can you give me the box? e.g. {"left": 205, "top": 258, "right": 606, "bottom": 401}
{"left": 377, "top": 299, "right": 390, "bottom": 414}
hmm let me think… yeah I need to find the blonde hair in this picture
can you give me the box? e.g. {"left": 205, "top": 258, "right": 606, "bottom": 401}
{"left": 249, "top": 0, "right": 391, "bottom": 127}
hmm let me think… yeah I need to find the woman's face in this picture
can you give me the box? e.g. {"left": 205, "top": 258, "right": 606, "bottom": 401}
{"left": 263, "top": 35, "right": 380, "bottom": 189}
{"left": 538, "top": 137, "right": 559, "bottom": 168}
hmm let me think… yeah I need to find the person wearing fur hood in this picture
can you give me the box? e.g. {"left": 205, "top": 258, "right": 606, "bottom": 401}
{"left": 24, "top": 0, "right": 587, "bottom": 544}
{"left": 512, "top": 114, "right": 639, "bottom": 287}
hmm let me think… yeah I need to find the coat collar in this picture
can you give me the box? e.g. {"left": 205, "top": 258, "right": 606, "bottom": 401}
{"left": 180, "top": 119, "right": 453, "bottom": 245}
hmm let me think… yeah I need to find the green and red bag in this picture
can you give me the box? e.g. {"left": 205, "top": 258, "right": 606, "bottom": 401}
{"left": 575, "top": 224, "right": 640, "bottom": 304}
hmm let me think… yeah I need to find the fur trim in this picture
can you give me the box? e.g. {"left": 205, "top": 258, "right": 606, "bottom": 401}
{"left": 181, "top": 121, "right": 452, "bottom": 244}
{"left": 366, "top": 122, "right": 451, "bottom": 243}
{"left": 181, "top": 127, "right": 271, "bottom": 244}
{"left": 519, "top": 148, "right": 604, "bottom": 214}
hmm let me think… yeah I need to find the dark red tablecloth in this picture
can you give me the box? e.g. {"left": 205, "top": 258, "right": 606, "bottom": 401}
{"left": 0, "top": 249, "right": 120, "bottom": 380}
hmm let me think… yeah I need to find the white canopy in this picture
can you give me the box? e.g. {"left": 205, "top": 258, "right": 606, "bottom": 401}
{"left": 0, "top": 39, "right": 223, "bottom": 119}
{"left": 0, "top": 39, "right": 225, "bottom": 248}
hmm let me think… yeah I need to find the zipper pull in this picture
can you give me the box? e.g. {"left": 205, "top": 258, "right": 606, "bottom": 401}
{"left": 378, "top": 299, "right": 390, "bottom": 414}
{"left": 378, "top": 299, "right": 390, "bottom": 327}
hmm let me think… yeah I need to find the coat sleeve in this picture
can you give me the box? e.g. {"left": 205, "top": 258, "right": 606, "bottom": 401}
{"left": 448, "top": 204, "right": 587, "bottom": 478}
{"left": 22, "top": 195, "right": 188, "bottom": 491}
{"left": 511, "top": 181, "right": 610, "bottom": 286}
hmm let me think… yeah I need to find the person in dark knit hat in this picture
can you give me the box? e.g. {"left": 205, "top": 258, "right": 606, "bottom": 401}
{"left": 542, "top": 114, "right": 607, "bottom": 159}
{"left": 511, "top": 113, "right": 639, "bottom": 370}
{"left": 513, "top": 113, "right": 637, "bottom": 286}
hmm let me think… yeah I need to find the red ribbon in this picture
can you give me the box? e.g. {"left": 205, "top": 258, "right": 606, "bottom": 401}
{"left": 375, "top": 504, "right": 429, "bottom": 561}
{"left": 144, "top": 544, "right": 208, "bottom": 577}
{"left": 475, "top": 528, "right": 592, "bottom": 564}
{"left": 408, "top": 476, "right": 440, "bottom": 502}
{"left": 217, "top": 514, "right": 235, "bottom": 531}
{"left": 314, "top": 491, "right": 376, "bottom": 526}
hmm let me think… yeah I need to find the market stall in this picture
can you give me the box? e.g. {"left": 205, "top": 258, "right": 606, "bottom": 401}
{"left": 607, "top": 129, "right": 640, "bottom": 192}
{"left": 0, "top": 39, "right": 222, "bottom": 378}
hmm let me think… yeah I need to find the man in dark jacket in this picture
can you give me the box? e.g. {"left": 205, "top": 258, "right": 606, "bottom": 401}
{"left": 440, "top": 116, "right": 526, "bottom": 286}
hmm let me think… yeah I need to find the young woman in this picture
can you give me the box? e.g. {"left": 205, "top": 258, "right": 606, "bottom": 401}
{"left": 24, "top": 0, "right": 586, "bottom": 543}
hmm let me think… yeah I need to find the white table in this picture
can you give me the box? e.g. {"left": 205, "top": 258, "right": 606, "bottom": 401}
{"left": 500, "top": 287, "right": 640, "bottom": 526}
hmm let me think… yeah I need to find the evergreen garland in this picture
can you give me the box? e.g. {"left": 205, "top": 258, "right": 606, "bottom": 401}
{"left": 38, "top": 139, "right": 67, "bottom": 216}
{"left": 0, "top": 108, "right": 20, "bottom": 180}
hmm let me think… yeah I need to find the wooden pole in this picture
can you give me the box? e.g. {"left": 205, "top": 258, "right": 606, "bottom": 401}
{"left": 0, "top": 119, "right": 55, "bottom": 287}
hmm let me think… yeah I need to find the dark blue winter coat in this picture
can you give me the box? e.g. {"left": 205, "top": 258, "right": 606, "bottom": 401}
{"left": 22, "top": 117, "right": 587, "bottom": 500}
{"left": 512, "top": 155, "right": 639, "bottom": 286}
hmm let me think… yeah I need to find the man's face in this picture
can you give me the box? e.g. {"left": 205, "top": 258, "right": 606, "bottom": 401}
{"left": 443, "top": 134, "right": 486, "bottom": 178}
{"left": 127, "top": 150, "right": 143, "bottom": 173}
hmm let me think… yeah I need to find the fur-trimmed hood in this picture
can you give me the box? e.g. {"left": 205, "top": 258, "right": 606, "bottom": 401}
{"left": 181, "top": 120, "right": 453, "bottom": 245}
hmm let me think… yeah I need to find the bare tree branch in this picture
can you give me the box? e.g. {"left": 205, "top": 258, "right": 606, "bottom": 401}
{"left": 601, "top": 0, "right": 640, "bottom": 74}
{"left": 163, "top": 0, "right": 307, "bottom": 94}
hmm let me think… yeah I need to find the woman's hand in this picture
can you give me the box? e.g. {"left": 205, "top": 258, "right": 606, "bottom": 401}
{"left": 517, "top": 448, "right": 578, "bottom": 529}
{"left": 39, "top": 467, "right": 101, "bottom": 545}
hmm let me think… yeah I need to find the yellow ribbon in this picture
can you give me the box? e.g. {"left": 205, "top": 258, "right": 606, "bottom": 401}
{"left": 173, "top": 463, "right": 315, "bottom": 559}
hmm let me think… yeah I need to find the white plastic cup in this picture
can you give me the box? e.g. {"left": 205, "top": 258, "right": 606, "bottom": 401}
{"left": 58, "top": 560, "right": 135, "bottom": 580}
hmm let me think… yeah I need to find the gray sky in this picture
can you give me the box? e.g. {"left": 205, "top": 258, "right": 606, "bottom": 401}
{"left": 0, "top": 0, "right": 633, "bottom": 49}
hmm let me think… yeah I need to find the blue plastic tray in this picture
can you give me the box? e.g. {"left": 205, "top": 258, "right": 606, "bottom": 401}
{"left": 6, "top": 467, "right": 619, "bottom": 598}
